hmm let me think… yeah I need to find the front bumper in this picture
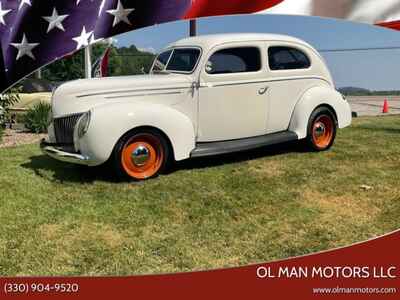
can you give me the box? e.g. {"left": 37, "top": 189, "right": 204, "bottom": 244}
{"left": 40, "top": 139, "right": 91, "bottom": 165}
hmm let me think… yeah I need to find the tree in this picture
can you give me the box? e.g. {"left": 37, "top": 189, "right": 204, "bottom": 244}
{"left": 115, "top": 45, "right": 155, "bottom": 75}
{"left": 42, "top": 49, "right": 84, "bottom": 82}
{"left": 41, "top": 44, "right": 155, "bottom": 81}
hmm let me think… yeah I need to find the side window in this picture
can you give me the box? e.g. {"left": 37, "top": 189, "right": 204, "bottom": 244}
{"left": 268, "top": 46, "right": 311, "bottom": 71}
{"left": 206, "top": 47, "right": 261, "bottom": 74}
{"left": 166, "top": 48, "right": 201, "bottom": 73}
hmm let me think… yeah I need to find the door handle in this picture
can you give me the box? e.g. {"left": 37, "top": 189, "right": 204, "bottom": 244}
{"left": 258, "top": 87, "right": 269, "bottom": 95}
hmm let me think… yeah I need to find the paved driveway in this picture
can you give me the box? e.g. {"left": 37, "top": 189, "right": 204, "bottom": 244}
{"left": 347, "top": 96, "right": 400, "bottom": 117}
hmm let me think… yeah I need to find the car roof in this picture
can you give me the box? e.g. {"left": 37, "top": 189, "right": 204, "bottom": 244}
{"left": 169, "top": 33, "right": 312, "bottom": 50}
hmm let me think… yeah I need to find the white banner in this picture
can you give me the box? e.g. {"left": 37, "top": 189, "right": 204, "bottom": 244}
{"left": 262, "top": 0, "right": 400, "bottom": 24}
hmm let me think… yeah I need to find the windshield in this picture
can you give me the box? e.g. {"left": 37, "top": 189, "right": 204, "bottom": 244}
{"left": 151, "top": 48, "right": 201, "bottom": 74}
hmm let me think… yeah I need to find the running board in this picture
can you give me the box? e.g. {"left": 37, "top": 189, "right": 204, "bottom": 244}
{"left": 191, "top": 131, "right": 298, "bottom": 158}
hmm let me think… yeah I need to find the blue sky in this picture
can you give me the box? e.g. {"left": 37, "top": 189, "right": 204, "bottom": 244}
{"left": 115, "top": 14, "right": 400, "bottom": 91}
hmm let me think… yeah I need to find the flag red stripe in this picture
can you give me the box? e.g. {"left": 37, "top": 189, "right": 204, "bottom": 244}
{"left": 376, "top": 20, "right": 400, "bottom": 31}
{"left": 100, "top": 48, "right": 111, "bottom": 77}
{"left": 184, "top": 0, "right": 284, "bottom": 19}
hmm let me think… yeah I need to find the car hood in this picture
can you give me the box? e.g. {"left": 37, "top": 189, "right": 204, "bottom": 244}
{"left": 52, "top": 74, "right": 193, "bottom": 117}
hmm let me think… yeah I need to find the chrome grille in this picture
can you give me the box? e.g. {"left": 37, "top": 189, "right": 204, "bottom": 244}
{"left": 53, "top": 113, "right": 83, "bottom": 145}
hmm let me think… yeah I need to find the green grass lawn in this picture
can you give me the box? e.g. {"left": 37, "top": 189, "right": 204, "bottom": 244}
{"left": 0, "top": 116, "right": 399, "bottom": 276}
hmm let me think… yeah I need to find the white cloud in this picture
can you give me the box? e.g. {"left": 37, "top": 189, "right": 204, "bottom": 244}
{"left": 137, "top": 47, "right": 156, "bottom": 54}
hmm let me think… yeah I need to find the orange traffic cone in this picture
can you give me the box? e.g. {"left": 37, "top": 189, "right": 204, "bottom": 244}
{"left": 382, "top": 99, "right": 389, "bottom": 114}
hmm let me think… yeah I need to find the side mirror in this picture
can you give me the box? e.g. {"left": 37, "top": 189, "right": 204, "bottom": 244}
{"left": 205, "top": 61, "right": 213, "bottom": 73}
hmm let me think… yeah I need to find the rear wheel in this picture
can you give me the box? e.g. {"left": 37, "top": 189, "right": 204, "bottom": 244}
{"left": 114, "top": 129, "right": 171, "bottom": 180}
{"left": 305, "top": 107, "right": 337, "bottom": 151}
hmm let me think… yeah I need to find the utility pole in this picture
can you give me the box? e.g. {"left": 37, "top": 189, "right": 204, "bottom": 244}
{"left": 84, "top": 46, "right": 92, "bottom": 79}
{"left": 190, "top": 19, "right": 197, "bottom": 37}
{"left": 35, "top": 69, "right": 42, "bottom": 79}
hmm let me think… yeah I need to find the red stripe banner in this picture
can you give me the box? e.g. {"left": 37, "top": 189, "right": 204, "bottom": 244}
{"left": 377, "top": 21, "right": 400, "bottom": 31}
{"left": 100, "top": 48, "right": 111, "bottom": 77}
{"left": 184, "top": 0, "right": 284, "bottom": 18}
{"left": 0, "top": 231, "right": 398, "bottom": 299}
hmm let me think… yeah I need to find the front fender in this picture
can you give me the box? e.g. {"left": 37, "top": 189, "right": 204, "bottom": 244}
{"left": 77, "top": 102, "right": 196, "bottom": 166}
{"left": 289, "top": 86, "right": 352, "bottom": 139}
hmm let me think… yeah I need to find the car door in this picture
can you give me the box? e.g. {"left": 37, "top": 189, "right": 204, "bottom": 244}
{"left": 265, "top": 42, "right": 320, "bottom": 134}
{"left": 197, "top": 42, "right": 269, "bottom": 142}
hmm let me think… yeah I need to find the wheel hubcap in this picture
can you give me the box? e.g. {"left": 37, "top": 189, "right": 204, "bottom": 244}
{"left": 314, "top": 123, "right": 326, "bottom": 138}
{"left": 131, "top": 145, "right": 150, "bottom": 167}
{"left": 121, "top": 134, "right": 164, "bottom": 180}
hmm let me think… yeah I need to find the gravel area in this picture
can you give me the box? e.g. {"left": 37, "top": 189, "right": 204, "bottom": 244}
{"left": 0, "top": 129, "right": 46, "bottom": 148}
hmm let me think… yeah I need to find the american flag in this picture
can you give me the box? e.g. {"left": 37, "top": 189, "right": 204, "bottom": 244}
{"left": 0, "top": 0, "right": 281, "bottom": 92}
{"left": 0, "top": 0, "right": 194, "bottom": 92}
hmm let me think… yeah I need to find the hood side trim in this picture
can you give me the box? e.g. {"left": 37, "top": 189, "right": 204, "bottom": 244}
{"left": 77, "top": 86, "right": 190, "bottom": 99}
{"left": 105, "top": 91, "right": 183, "bottom": 100}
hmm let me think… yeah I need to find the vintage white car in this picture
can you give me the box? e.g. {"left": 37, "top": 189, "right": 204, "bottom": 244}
{"left": 41, "top": 33, "right": 352, "bottom": 180}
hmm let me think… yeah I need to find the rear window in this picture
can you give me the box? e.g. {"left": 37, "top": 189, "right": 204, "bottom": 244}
{"left": 268, "top": 46, "right": 311, "bottom": 71}
{"left": 207, "top": 47, "right": 261, "bottom": 74}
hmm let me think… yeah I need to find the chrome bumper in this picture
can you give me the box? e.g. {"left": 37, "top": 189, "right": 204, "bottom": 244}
{"left": 40, "top": 139, "right": 90, "bottom": 165}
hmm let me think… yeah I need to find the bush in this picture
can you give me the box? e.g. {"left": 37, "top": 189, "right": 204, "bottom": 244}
{"left": 24, "top": 102, "right": 51, "bottom": 133}
{"left": 15, "top": 113, "right": 27, "bottom": 124}
{"left": 0, "top": 88, "right": 20, "bottom": 126}
{"left": 0, "top": 126, "right": 3, "bottom": 143}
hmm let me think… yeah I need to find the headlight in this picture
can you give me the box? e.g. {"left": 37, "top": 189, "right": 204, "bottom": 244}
{"left": 76, "top": 111, "right": 91, "bottom": 138}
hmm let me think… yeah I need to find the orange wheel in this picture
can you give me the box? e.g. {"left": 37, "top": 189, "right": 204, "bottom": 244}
{"left": 120, "top": 133, "right": 165, "bottom": 180}
{"left": 312, "top": 115, "right": 334, "bottom": 149}
{"left": 306, "top": 107, "right": 337, "bottom": 152}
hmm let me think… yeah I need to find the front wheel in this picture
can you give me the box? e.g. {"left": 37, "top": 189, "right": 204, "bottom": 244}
{"left": 113, "top": 129, "right": 171, "bottom": 180}
{"left": 305, "top": 107, "right": 337, "bottom": 151}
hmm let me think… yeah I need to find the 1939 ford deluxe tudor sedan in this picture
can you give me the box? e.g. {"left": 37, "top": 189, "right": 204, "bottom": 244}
{"left": 41, "top": 33, "right": 352, "bottom": 180}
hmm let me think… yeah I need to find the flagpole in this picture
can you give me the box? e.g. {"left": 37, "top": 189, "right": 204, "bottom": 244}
{"left": 84, "top": 46, "right": 92, "bottom": 79}
{"left": 190, "top": 19, "right": 197, "bottom": 37}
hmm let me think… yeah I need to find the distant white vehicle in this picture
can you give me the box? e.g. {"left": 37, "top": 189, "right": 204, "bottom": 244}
{"left": 41, "top": 33, "right": 352, "bottom": 180}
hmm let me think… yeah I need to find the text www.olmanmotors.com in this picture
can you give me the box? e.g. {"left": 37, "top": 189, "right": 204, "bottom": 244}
{"left": 313, "top": 287, "right": 397, "bottom": 295}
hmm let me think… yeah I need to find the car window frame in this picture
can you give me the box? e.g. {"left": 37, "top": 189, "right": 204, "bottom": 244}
{"left": 151, "top": 49, "right": 173, "bottom": 73}
{"left": 151, "top": 46, "right": 203, "bottom": 75}
{"left": 267, "top": 45, "right": 312, "bottom": 72}
{"left": 205, "top": 45, "right": 264, "bottom": 76}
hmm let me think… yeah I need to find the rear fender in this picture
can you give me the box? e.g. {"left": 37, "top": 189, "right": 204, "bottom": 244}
{"left": 289, "top": 86, "right": 352, "bottom": 139}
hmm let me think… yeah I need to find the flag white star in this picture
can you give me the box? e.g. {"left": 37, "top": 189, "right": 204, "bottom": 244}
{"left": 18, "top": 0, "right": 31, "bottom": 10}
{"left": 42, "top": 8, "right": 69, "bottom": 33}
{"left": 0, "top": 2, "right": 11, "bottom": 26}
{"left": 72, "top": 26, "right": 93, "bottom": 50}
{"left": 98, "top": 0, "right": 106, "bottom": 17}
{"left": 11, "top": 34, "right": 39, "bottom": 60}
{"left": 76, "top": 0, "right": 95, "bottom": 5}
{"left": 107, "top": 0, "right": 135, "bottom": 27}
